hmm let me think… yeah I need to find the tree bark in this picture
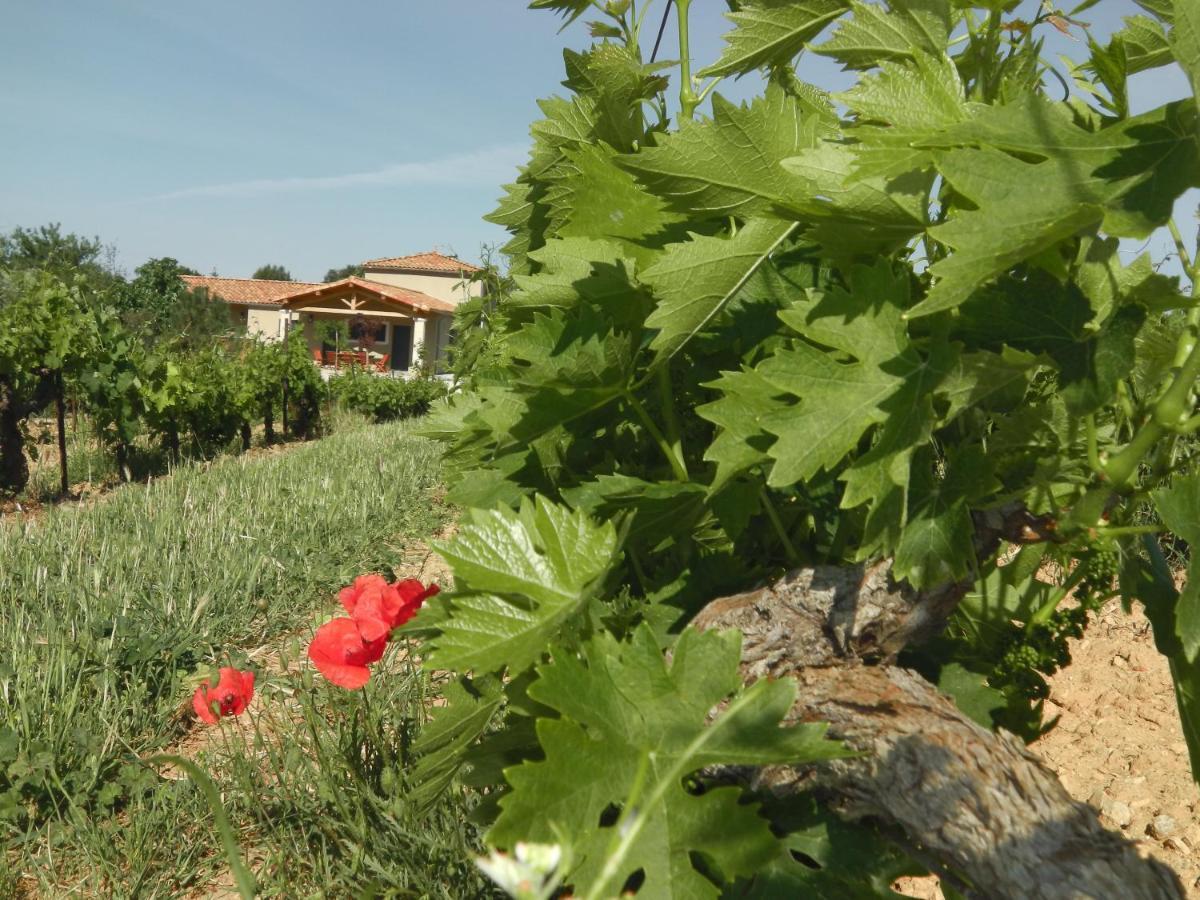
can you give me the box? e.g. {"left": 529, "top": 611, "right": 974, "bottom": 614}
{"left": 690, "top": 512, "right": 1184, "bottom": 899}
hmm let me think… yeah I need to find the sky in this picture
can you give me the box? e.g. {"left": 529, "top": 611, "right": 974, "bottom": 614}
{"left": 0, "top": 1, "right": 1194, "bottom": 282}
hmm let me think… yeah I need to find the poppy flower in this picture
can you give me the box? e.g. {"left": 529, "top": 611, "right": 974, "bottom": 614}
{"left": 307, "top": 616, "right": 388, "bottom": 689}
{"left": 192, "top": 667, "right": 255, "bottom": 724}
{"left": 338, "top": 575, "right": 440, "bottom": 642}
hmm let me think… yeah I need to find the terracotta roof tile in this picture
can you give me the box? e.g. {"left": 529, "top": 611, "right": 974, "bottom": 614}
{"left": 361, "top": 251, "right": 482, "bottom": 274}
{"left": 182, "top": 275, "right": 322, "bottom": 306}
{"left": 280, "top": 277, "right": 456, "bottom": 315}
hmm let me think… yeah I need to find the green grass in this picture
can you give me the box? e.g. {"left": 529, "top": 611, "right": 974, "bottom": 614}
{"left": 0, "top": 419, "right": 491, "bottom": 897}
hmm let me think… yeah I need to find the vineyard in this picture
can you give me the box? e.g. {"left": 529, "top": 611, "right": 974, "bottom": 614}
{"left": 0, "top": 268, "right": 446, "bottom": 509}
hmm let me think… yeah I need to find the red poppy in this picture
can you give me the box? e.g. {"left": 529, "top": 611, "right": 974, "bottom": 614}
{"left": 307, "top": 617, "right": 388, "bottom": 689}
{"left": 338, "top": 575, "right": 440, "bottom": 642}
{"left": 338, "top": 574, "right": 390, "bottom": 617}
{"left": 192, "top": 667, "right": 255, "bottom": 724}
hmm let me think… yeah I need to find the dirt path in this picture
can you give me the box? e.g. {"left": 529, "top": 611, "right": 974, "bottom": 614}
{"left": 896, "top": 598, "right": 1200, "bottom": 897}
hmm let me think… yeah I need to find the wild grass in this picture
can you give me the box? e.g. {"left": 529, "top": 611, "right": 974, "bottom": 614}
{"left": 0, "top": 419, "right": 488, "bottom": 897}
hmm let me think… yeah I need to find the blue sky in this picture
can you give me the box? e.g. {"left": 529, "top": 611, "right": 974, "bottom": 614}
{"left": 0, "top": 1, "right": 1193, "bottom": 282}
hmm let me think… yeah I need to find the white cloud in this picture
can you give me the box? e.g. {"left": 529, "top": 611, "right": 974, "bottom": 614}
{"left": 141, "top": 144, "right": 527, "bottom": 202}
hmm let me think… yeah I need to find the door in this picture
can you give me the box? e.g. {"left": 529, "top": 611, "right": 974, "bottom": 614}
{"left": 391, "top": 324, "right": 413, "bottom": 371}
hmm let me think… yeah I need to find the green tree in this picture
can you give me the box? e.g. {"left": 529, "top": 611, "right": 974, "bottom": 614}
{"left": 252, "top": 264, "right": 293, "bottom": 281}
{"left": 115, "top": 257, "right": 197, "bottom": 325}
{"left": 0, "top": 224, "right": 122, "bottom": 302}
{"left": 323, "top": 263, "right": 364, "bottom": 282}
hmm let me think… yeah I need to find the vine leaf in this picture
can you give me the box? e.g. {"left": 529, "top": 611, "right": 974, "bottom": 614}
{"left": 640, "top": 219, "right": 797, "bottom": 364}
{"left": 408, "top": 675, "right": 505, "bottom": 810}
{"left": 1114, "top": 15, "right": 1174, "bottom": 74}
{"left": 912, "top": 148, "right": 1107, "bottom": 318}
{"left": 892, "top": 451, "right": 979, "bottom": 588}
{"left": 814, "top": 0, "right": 951, "bottom": 70}
{"left": 697, "top": 367, "right": 789, "bottom": 492}
{"left": 428, "top": 497, "right": 620, "bottom": 674}
{"left": 489, "top": 625, "right": 848, "bottom": 899}
{"left": 1153, "top": 475, "right": 1200, "bottom": 661}
{"left": 700, "top": 0, "right": 849, "bottom": 78}
{"left": 619, "top": 84, "right": 825, "bottom": 220}
{"left": 561, "top": 474, "right": 708, "bottom": 551}
{"left": 1170, "top": 0, "right": 1200, "bottom": 102}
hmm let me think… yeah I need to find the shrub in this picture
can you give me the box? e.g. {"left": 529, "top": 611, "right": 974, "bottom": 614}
{"left": 329, "top": 371, "right": 446, "bottom": 423}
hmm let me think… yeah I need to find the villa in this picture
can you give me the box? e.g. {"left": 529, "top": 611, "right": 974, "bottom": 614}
{"left": 181, "top": 251, "right": 484, "bottom": 374}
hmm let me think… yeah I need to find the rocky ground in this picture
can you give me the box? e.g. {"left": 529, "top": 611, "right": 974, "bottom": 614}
{"left": 896, "top": 597, "right": 1200, "bottom": 897}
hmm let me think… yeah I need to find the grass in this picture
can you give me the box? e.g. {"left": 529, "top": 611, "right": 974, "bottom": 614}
{"left": 0, "top": 418, "right": 492, "bottom": 897}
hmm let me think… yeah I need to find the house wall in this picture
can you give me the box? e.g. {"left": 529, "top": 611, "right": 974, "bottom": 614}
{"left": 245, "top": 306, "right": 285, "bottom": 340}
{"left": 361, "top": 270, "right": 483, "bottom": 306}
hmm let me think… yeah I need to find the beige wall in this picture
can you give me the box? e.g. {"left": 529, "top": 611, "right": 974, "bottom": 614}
{"left": 362, "top": 269, "right": 483, "bottom": 306}
{"left": 245, "top": 306, "right": 285, "bottom": 341}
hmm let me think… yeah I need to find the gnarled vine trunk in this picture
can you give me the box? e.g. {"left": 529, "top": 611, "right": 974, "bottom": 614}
{"left": 692, "top": 508, "right": 1184, "bottom": 899}
{"left": 0, "top": 371, "right": 57, "bottom": 495}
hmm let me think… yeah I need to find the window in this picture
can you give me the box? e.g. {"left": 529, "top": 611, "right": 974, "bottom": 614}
{"left": 350, "top": 319, "right": 387, "bottom": 343}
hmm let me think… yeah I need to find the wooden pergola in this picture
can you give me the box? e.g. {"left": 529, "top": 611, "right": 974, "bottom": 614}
{"left": 279, "top": 277, "right": 453, "bottom": 373}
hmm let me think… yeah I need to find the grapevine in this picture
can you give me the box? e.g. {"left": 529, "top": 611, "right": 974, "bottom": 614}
{"left": 417, "top": 0, "right": 1200, "bottom": 896}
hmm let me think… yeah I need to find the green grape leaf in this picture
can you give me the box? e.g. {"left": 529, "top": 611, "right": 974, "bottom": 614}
{"left": 840, "top": 50, "right": 966, "bottom": 140}
{"left": 912, "top": 148, "right": 1107, "bottom": 317}
{"left": 408, "top": 675, "right": 505, "bottom": 810}
{"left": 640, "top": 219, "right": 798, "bottom": 364}
{"left": 561, "top": 474, "right": 708, "bottom": 551}
{"left": 1057, "top": 304, "right": 1146, "bottom": 415}
{"left": 490, "top": 625, "right": 848, "bottom": 899}
{"left": 894, "top": 447, "right": 994, "bottom": 588}
{"left": 545, "top": 143, "right": 685, "bottom": 254}
{"left": 758, "top": 262, "right": 954, "bottom": 489}
{"left": 1153, "top": 475, "right": 1200, "bottom": 661}
{"left": 619, "top": 84, "right": 822, "bottom": 219}
{"left": 509, "top": 237, "right": 649, "bottom": 324}
{"left": 700, "top": 0, "right": 850, "bottom": 78}
{"left": 1171, "top": 0, "right": 1200, "bottom": 101}
{"left": 697, "top": 367, "right": 789, "bottom": 491}
{"left": 780, "top": 144, "right": 931, "bottom": 253}
{"left": 429, "top": 497, "right": 620, "bottom": 674}
{"left": 815, "top": 0, "right": 951, "bottom": 70}
{"left": 936, "top": 662, "right": 1007, "bottom": 728}
{"left": 1116, "top": 15, "right": 1174, "bottom": 73}
{"left": 725, "top": 796, "right": 925, "bottom": 897}
{"left": 529, "top": 0, "right": 592, "bottom": 27}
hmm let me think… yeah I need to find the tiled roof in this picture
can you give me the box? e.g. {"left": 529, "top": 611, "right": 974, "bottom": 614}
{"left": 280, "top": 277, "right": 456, "bottom": 315}
{"left": 361, "top": 251, "right": 482, "bottom": 274}
{"left": 182, "top": 275, "right": 322, "bottom": 306}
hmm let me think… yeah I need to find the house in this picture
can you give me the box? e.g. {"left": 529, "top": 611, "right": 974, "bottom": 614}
{"left": 181, "top": 251, "right": 484, "bottom": 373}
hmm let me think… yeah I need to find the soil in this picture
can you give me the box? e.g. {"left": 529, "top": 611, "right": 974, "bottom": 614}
{"left": 895, "top": 597, "right": 1200, "bottom": 897}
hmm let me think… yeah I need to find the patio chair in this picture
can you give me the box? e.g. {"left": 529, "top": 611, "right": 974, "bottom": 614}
{"left": 373, "top": 354, "right": 390, "bottom": 373}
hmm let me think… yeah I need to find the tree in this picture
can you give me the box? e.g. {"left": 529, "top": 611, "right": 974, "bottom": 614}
{"left": 0, "top": 224, "right": 122, "bottom": 302}
{"left": 252, "top": 264, "right": 292, "bottom": 281}
{"left": 113, "top": 257, "right": 232, "bottom": 348}
{"left": 115, "top": 257, "right": 195, "bottom": 320}
{"left": 323, "top": 263, "right": 364, "bottom": 282}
